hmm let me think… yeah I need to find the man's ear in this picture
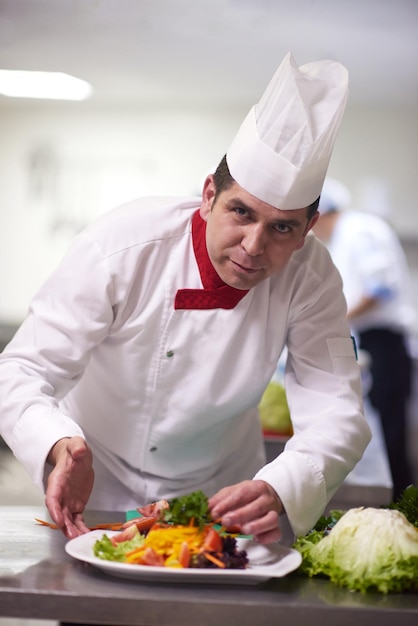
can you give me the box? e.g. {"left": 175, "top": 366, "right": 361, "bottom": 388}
{"left": 307, "top": 211, "right": 320, "bottom": 232}
{"left": 295, "top": 212, "right": 320, "bottom": 250}
{"left": 200, "top": 175, "right": 216, "bottom": 221}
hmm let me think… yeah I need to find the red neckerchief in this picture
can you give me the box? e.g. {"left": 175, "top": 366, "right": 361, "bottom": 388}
{"left": 174, "top": 210, "right": 249, "bottom": 310}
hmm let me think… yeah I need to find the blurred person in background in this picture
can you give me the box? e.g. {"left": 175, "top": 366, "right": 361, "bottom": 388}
{"left": 313, "top": 179, "right": 416, "bottom": 499}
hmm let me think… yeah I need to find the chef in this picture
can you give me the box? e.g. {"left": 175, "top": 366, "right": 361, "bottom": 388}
{"left": 0, "top": 52, "right": 371, "bottom": 542}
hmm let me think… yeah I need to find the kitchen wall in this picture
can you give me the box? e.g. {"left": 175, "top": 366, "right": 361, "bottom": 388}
{"left": 0, "top": 100, "right": 417, "bottom": 326}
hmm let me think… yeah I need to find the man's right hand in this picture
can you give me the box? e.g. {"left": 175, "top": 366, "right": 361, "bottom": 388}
{"left": 45, "top": 436, "right": 94, "bottom": 539}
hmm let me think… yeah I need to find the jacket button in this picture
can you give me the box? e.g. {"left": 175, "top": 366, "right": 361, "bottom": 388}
{"left": 166, "top": 350, "right": 174, "bottom": 357}
{"left": 149, "top": 446, "right": 157, "bottom": 452}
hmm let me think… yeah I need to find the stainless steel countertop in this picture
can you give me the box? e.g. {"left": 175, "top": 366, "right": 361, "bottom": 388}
{"left": 0, "top": 506, "right": 417, "bottom": 626}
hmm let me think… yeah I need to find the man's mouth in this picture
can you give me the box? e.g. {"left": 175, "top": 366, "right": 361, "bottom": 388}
{"left": 231, "top": 259, "right": 261, "bottom": 274}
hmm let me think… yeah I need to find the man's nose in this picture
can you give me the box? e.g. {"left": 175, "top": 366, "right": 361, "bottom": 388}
{"left": 242, "top": 225, "right": 265, "bottom": 256}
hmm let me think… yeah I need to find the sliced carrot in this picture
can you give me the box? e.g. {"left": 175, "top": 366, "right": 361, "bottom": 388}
{"left": 34, "top": 518, "right": 58, "bottom": 529}
{"left": 90, "top": 522, "right": 124, "bottom": 531}
{"left": 34, "top": 518, "right": 125, "bottom": 531}
{"left": 202, "top": 551, "right": 226, "bottom": 568}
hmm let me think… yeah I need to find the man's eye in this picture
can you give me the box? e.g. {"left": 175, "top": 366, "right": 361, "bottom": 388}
{"left": 234, "top": 207, "right": 248, "bottom": 217}
{"left": 275, "top": 223, "right": 291, "bottom": 233}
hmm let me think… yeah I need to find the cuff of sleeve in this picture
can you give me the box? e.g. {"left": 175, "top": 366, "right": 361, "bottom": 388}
{"left": 11, "top": 405, "right": 85, "bottom": 492}
{"left": 254, "top": 449, "right": 327, "bottom": 537}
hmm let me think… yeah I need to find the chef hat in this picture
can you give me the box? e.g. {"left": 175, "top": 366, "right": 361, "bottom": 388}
{"left": 226, "top": 52, "right": 349, "bottom": 210}
{"left": 318, "top": 177, "right": 352, "bottom": 214}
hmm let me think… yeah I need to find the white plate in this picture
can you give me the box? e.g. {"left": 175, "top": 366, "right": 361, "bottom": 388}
{"left": 65, "top": 530, "right": 302, "bottom": 585}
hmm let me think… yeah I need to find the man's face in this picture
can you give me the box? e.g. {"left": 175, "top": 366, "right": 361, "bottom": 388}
{"left": 200, "top": 176, "right": 319, "bottom": 290}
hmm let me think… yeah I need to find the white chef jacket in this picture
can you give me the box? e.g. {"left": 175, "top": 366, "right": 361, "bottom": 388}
{"left": 326, "top": 210, "right": 416, "bottom": 335}
{"left": 0, "top": 197, "right": 370, "bottom": 537}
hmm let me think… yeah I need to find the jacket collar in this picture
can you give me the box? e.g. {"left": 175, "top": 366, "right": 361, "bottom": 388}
{"left": 174, "top": 210, "right": 249, "bottom": 310}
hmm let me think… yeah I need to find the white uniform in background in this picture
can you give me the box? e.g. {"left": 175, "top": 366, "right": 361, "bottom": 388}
{"left": 0, "top": 197, "right": 370, "bottom": 537}
{"left": 325, "top": 210, "right": 416, "bottom": 337}
{"left": 322, "top": 208, "right": 416, "bottom": 498}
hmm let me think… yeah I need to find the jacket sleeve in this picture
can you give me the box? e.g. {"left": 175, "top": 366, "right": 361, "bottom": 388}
{"left": 254, "top": 241, "right": 371, "bottom": 537}
{"left": 0, "top": 232, "right": 115, "bottom": 491}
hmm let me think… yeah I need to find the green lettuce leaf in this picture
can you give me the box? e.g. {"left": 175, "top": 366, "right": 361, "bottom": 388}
{"left": 93, "top": 532, "right": 145, "bottom": 562}
{"left": 387, "top": 484, "right": 418, "bottom": 527}
{"left": 294, "top": 507, "right": 418, "bottom": 593}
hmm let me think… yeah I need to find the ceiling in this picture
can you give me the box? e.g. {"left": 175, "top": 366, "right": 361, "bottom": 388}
{"left": 0, "top": 0, "right": 417, "bottom": 110}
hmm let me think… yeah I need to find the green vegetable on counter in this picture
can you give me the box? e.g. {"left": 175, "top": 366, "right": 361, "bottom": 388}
{"left": 388, "top": 484, "right": 418, "bottom": 527}
{"left": 258, "top": 381, "right": 292, "bottom": 435}
{"left": 294, "top": 506, "right": 418, "bottom": 593}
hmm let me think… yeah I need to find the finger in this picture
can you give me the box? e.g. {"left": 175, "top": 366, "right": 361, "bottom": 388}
{"left": 219, "top": 502, "right": 259, "bottom": 528}
{"left": 209, "top": 481, "right": 256, "bottom": 517}
{"left": 69, "top": 438, "right": 92, "bottom": 464}
{"left": 214, "top": 490, "right": 274, "bottom": 528}
{"left": 62, "top": 521, "right": 81, "bottom": 539}
{"left": 61, "top": 510, "right": 87, "bottom": 539}
{"left": 72, "top": 512, "right": 90, "bottom": 535}
{"left": 253, "top": 525, "right": 282, "bottom": 545}
{"left": 240, "top": 509, "right": 280, "bottom": 538}
{"left": 45, "top": 493, "right": 65, "bottom": 530}
{"left": 48, "top": 504, "right": 87, "bottom": 539}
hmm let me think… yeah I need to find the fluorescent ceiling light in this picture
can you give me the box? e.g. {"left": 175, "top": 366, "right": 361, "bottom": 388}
{"left": 0, "top": 70, "right": 93, "bottom": 101}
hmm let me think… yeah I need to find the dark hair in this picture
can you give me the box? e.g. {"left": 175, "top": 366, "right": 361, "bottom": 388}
{"left": 213, "top": 155, "right": 234, "bottom": 199}
{"left": 213, "top": 155, "right": 319, "bottom": 220}
{"left": 307, "top": 196, "right": 320, "bottom": 220}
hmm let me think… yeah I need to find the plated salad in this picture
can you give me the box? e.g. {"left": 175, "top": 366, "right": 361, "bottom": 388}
{"left": 93, "top": 490, "right": 249, "bottom": 570}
